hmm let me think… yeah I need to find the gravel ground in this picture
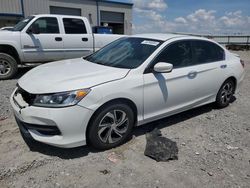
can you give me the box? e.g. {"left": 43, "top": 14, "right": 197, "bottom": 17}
{"left": 0, "top": 51, "right": 250, "bottom": 188}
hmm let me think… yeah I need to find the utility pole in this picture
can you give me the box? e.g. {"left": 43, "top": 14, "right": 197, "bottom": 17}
{"left": 96, "top": 0, "right": 100, "bottom": 26}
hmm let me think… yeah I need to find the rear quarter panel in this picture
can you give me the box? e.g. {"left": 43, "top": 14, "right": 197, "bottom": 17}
{"left": 225, "top": 51, "right": 245, "bottom": 92}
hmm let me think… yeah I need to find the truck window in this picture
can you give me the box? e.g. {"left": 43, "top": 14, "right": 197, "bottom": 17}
{"left": 12, "top": 16, "right": 34, "bottom": 31}
{"left": 63, "top": 18, "right": 87, "bottom": 34}
{"left": 30, "top": 17, "right": 59, "bottom": 34}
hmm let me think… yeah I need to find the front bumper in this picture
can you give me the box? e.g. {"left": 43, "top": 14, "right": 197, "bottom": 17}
{"left": 10, "top": 89, "right": 94, "bottom": 148}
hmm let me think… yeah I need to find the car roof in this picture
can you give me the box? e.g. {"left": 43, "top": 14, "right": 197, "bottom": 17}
{"left": 131, "top": 33, "right": 210, "bottom": 42}
{"left": 33, "top": 14, "right": 87, "bottom": 19}
{"left": 131, "top": 33, "right": 185, "bottom": 41}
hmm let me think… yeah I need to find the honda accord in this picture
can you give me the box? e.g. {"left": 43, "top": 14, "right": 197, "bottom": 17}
{"left": 10, "top": 34, "right": 245, "bottom": 149}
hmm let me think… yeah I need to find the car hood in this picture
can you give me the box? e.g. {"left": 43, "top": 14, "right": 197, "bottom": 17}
{"left": 0, "top": 31, "right": 20, "bottom": 41}
{"left": 18, "top": 58, "right": 130, "bottom": 94}
{"left": 0, "top": 30, "right": 12, "bottom": 33}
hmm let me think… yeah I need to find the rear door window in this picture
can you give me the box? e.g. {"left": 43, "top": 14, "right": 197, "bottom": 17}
{"left": 63, "top": 18, "right": 87, "bottom": 34}
{"left": 153, "top": 41, "right": 193, "bottom": 68}
{"left": 192, "top": 40, "right": 225, "bottom": 64}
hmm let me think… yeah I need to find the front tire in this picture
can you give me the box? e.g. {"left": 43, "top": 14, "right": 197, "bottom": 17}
{"left": 87, "top": 103, "right": 134, "bottom": 150}
{"left": 215, "top": 79, "right": 235, "bottom": 108}
{"left": 0, "top": 53, "right": 18, "bottom": 80}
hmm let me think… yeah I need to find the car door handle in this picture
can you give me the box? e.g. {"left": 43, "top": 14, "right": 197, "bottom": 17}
{"left": 220, "top": 64, "right": 227, "bottom": 69}
{"left": 55, "top": 37, "right": 62, "bottom": 41}
{"left": 82, "top": 38, "right": 88, "bottom": 42}
{"left": 187, "top": 71, "right": 198, "bottom": 79}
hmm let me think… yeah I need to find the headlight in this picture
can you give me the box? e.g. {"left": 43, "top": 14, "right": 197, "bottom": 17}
{"left": 33, "top": 89, "right": 91, "bottom": 107}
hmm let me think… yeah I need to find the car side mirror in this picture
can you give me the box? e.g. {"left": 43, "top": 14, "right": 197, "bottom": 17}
{"left": 27, "top": 24, "right": 40, "bottom": 35}
{"left": 153, "top": 62, "right": 173, "bottom": 73}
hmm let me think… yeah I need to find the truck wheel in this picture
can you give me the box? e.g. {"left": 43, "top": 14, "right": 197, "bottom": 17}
{"left": 0, "top": 53, "right": 18, "bottom": 80}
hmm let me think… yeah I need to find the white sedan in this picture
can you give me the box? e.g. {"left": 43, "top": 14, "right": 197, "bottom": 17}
{"left": 10, "top": 34, "right": 245, "bottom": 149}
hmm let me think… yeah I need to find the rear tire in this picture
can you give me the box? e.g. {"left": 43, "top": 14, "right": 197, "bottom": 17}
{"left": 87, "top": 103, "right": 134, "bottom": 150}
{"left": 215, "top": 79, "right": 235, "bottom": 108}
{"left": 0, "top": 53, "right": 18, "bottom": 80}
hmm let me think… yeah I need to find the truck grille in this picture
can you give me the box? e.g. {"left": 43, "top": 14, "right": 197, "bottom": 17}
{"left": 15, "top": 85, "right": 36, "bottom": 105}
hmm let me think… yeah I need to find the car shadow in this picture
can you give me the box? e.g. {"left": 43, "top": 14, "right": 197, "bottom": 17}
{"left": 12, "top": 67, "right": 34, "bottom": 79}
{"left": 230, "top": 96, "right": 236, "bottom": 103}
{"left": 26, "top": 141, "right": 99, "bottom": 160}
{"left": 132, "top": 103, "right": 215, "bottom": 137}
{"left": 132, "top": 95, "right": 236, "bottom": 137}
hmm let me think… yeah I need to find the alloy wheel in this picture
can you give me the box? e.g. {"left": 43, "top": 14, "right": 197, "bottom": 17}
{"left": 98, "top": 110, "right": 129, "bottom": 144}
{"left": 220, "top": 82, "right": 233, "bottom": 105}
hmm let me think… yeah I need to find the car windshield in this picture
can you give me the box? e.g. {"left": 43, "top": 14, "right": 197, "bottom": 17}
{"left": 85, "top": 37, "right": 163, "bottom": 69}
{"left": 12, "top": 16, "right": 34, "bottom": 31}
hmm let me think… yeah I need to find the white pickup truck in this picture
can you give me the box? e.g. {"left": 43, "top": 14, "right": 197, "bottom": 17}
{"left": 0, "top": 14, "right": 123, "bottom": 79}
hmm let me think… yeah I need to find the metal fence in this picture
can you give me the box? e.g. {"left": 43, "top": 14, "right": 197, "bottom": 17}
{"left": 206, "top": 35, "right": 250, "bottom": 46}
{"left": 171, "top": 32, "right": 250, "bottom": 50}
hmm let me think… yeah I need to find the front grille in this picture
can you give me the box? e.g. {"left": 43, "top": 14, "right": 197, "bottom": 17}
{"left": 15, "top": 85, "right": 36, "bottom": 105}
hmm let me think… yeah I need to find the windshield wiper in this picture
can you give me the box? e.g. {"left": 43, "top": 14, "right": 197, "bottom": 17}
{"left": 95, "top": 61, "right": 109, "bottom": 66}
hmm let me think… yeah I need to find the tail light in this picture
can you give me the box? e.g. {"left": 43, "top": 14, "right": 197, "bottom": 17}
{"left": 240, "top": 59, "right": 245, "bottom": 68}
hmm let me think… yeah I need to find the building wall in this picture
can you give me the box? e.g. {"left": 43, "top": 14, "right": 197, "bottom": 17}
{"left": 0, "top": 0, "right": 22, "bottom": 15}
{"left": 0, "top": 0, "right": 23, "bottom": 27}
{"left": 22, "top": 0, "right": 98, "bottom": 26}
{"left": 23, "top": 0, "right": 49, "bottom": 16}
{"left": 0, "top": 0, "right": 133, "bottom": 34}
{"left": 0, "top": 19, "right": 18, "bottom": 27}
{"left": 99, "top": 2, "right": 132, "bottom": 35}
{"left": 49, "top": 0, "right": 98, "bottom": 26}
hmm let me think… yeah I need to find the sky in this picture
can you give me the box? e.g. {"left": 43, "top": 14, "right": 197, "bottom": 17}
{"left": 112, "top": 0, "right": 250, "bottom": 35}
